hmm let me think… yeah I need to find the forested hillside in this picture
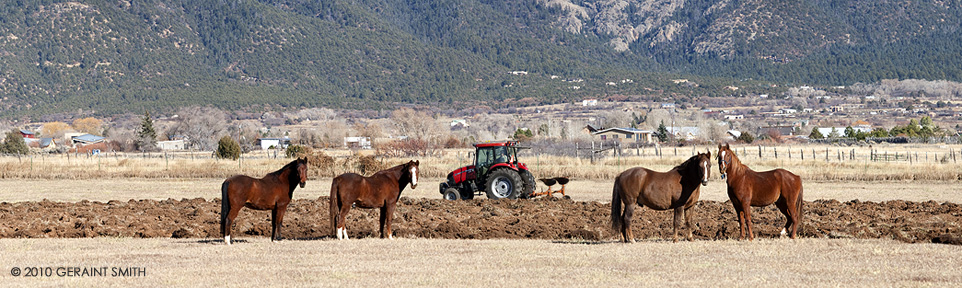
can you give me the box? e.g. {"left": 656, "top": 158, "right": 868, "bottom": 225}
{"left": 1, "top": 0, "right": 959, "bottom": 117}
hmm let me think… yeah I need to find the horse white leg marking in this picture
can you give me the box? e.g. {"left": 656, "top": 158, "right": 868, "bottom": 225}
{"left": 344, "top": 228, "right": 349, "bottom": 240}
{"left": 389, "top": 234, "right": 394, "bottom": 240}
{"left": 337, "top": 227, "right": 344, "bottom": 240}
{"left": 780, "top": 228, "right": 787, "bottom": 237}
{"left": 225, "top": 235, "right": 231, "bottom": 245}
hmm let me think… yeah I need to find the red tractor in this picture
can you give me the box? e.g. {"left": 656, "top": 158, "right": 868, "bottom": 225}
{"left": 439, "top": 141, "right": 537, "bottom": 200}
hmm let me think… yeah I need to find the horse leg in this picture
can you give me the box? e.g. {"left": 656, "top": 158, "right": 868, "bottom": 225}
{"left": 384, "top": 204, "right": 397, "bottom": 239}
{"left": 736, "top": 207, "right": 747, "bottom": 241}
{"left": 775, "top": 200, "right": 791, "bottom": 238}
{"left": 378, "top": 206, "right": 388, "bottom": 238}
{"left": 684, "top": 206, "right": 694, "bottom": 241}
{"left": 337, "top": 204, "right": 352, "bottom": 240}
{"left": 272, "top": 205, "right": 288, "bottom": 242}
{"left": 271, "top": 208, "right": 278, "bottom": 242}
{"left": 622, "top": 204, "right": 635, "bottom": 243}
{"left": 785, "top": 193, "right": 800, "bottom": 239}
{"left": 743, "top": 205, "right": 755, "bottom": 241}
{"left": 672, "top": 207, "right": 684, "bottom": 243}
{"left": 224, "top": 205, "right": 242, "bottom": 245}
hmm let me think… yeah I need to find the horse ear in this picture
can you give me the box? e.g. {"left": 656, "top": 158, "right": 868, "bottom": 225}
{"left": 415, "top": 160, "right": 419, "bottom": 165}
{"left": 724, "top": 143, "right": 730, "bottom": 149}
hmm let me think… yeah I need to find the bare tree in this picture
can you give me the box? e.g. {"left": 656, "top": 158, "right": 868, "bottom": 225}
{"left": 167, "top": 106, "right": 228, "bottom": 151}
{"left": 600, "top": 109, "right": 632, "bottom": 128}
{"left": 391, "top": 108, "right": 441, "bottom": 140}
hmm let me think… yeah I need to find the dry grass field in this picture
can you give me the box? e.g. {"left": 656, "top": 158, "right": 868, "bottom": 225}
{"left": 3, "top": 143, "right": 961, "bottom": 181}
{"left": 1, "top": 238, "right": 960, "bottom": 287}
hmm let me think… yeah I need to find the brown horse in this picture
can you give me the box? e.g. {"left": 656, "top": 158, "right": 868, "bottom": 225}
{"left": 330, "top": 160, "right": 419, "bottom": 240}
{"left": 611, "top": 152, "right": 712, "bottom": 243}
{"left": 221, "top": 158, "right": 308, "bottom": 245}
{"left": 717, "top": 144, "right": 803, "bottom": 240}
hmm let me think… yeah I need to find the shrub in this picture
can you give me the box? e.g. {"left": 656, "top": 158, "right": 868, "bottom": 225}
{"left": 737, "top": 131, "right": 755, "bottom": 144}
{"left": 285, "top": 144, "right": 307, "bottom": 158}
{"left": 216, "top": 136, "right": 241, "bottom": 160}
{"left": 2, "top": 130, "right": 29, "bottom": 155}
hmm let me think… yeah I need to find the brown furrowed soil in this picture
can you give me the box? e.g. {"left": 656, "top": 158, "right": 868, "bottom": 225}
{"left": 1, "top": 197, "right": 959, "bottom": 244}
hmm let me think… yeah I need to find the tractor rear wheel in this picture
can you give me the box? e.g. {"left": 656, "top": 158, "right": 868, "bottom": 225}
{"left": 485, "top": 169, "right": 523, "bottom": 199}
{"left": 442, "top": 188, "right": 461, "bottom": 200}
{"left": 520, "top": 170, "right": 536, "bottom": 199}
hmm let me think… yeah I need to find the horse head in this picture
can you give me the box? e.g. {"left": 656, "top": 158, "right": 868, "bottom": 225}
{"left": 296, "top": 157, "right": 308, "bottom": 188}
{"left": 405, "top": 160, "right": 420, "bottom": 189}
{"left": 717, "top": 143, "right": 733, "bottom": 180}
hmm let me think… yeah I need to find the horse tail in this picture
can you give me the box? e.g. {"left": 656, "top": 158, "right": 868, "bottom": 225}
{"left": 795, "top": 178, "right": 804, "bottom": 227}
{"left": 329, "top": 177, "right": 339, "bottom": 236}
{"left": 220, "top": 180, "right": 230, "bottom": 237}
{"left": 611, "top": 177, "right": 623, "bottom": 232}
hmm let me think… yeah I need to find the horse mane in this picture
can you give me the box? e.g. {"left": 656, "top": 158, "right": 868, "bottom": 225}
{"left": 269, "top": 159, "right": 302, "bottom": 177}
{"left": 373, "top": 162, "right": 410, "bottom": 176}
{"left": 674, "top": 154, "right": 702, "bottom": 173}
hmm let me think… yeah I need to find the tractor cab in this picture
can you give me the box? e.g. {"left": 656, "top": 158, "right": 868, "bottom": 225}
{"left": 474, "top": 142, "right": 520, "bottom": 177}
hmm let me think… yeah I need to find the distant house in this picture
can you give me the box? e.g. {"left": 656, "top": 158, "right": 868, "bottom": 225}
{"left": 851, "top": 120, "right": 872, "bottom": 130}
{"left": 582, "top": 99, "right": 598, "bottom": 106}
{"left": 760, "top": 125, "right": 796, "bottom": 137}
{"left": 71, "top": 134, "right": 106, "bottom": 146}
{"left": 724, "top": 115, "right": 744, "bottom": 120}
{"left": 727, "top": 130, "right": 742, "bottom": 140}
{"left": 583, "top": 124, "right": 602, "bottom": 134}
{"left": 257, "top": 137, "right": 290, "bottom": 150}
{"left": 450, "top": 119, "right": 469, "bottom": 130}
{"left": 157, "top": 140, "right": 186, "bottom": 150}
{"left": 344, "top": 137, "right": 372, "bottom": 149}
{"left": 510, "top": 71, "right": 528, "bottom": 75}
{"left": 779, "top": 108, "right": 798, "bottom": 114}
{"left": 830, "top": 105, "right": 844, "bottom": 113}
{"left": 593, "top": 128, "right": 654, "bottom": 144}
{"left": 19, "top": 129, "right": 35, "bottom": 139}
{"left": 667, "top": 127, "right": 701, "bottom": 141}
{"left": 661, "top": 103, "right": 676, "bottom": 109}
{"left": 25, "top": 138, "right": 57, "bottom": 150}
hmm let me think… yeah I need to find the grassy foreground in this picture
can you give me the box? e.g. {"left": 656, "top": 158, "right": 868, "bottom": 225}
{"left": 1, "top": 237, "right": 959, "bottom": 287}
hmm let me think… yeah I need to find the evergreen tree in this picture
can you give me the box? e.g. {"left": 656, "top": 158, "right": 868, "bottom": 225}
{"left": 655, "top": 120, "right": 669, "bottom": 142}
{"left": 2, "top": 130, "right": 29, "bottom": 155}
{"left": 828, "top": 127, "right": 841, "bottom": 138}
{"left": 137, "top": 111, "right": 158, "bottom": 152}
{"left": 809, "top": 127, "right": 824, "bottom": 139}
{"left": 844, "top": 126, "right": 856, "bottom": 138}
{"left": 217, "top": 136, "right": 241, "bottom": 160}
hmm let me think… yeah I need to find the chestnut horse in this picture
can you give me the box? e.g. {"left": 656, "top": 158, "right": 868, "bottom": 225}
{"left": 717, "top": 144, "right": 803, "bottom": 240}
{"left": 221, "top": 157, "right": 308, "bottom": 245}
{"left": 611, "top": 152, "right": 712, "bottom": 243}
{"left": 330, "top": 160, "right": 419, "bottom": 240}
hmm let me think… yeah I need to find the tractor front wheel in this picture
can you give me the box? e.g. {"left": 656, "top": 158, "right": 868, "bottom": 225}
{"left": 443, "top": 188, "right": 461, "bottom": 200}
{"left": 485, "top": 169, "right": 523, "bottom": 199}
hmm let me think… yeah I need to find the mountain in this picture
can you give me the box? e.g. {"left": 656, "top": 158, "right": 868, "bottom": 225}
{"left": 1, "top": 0, "right": 960, "bottom": 117}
